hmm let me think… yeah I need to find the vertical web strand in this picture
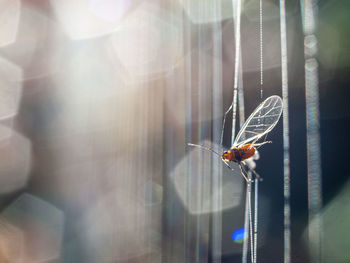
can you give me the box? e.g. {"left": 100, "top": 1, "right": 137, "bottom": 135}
{"left": 248, "top": 181, "right": 254, "bottom": 263}
{"left": 231, "top": 0, "right": 242, "bottom": 146}
{"left": 301, "top": 0, "right": 323, "bottom": 262}
{"left": 253, "top": 179, "right": 258, "bottom": 263}
{"left": 259, "top": 0, "right": 263, "bottom": 99}
{"left": 279, "top": 1, "right": 291, "bottom": 263}
{"left": 251, "top": 1, "right": 264, "bottom": 262}
{"left": 238, "top": 54, "right": 246, "bottom": 127}
{"left": 242, "top": 182, "right": 249, "bottom": 263}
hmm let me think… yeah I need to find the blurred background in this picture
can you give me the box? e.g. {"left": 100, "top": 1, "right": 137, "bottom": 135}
{"left": 0, "top": 0, "right": 349, "bottom": 262}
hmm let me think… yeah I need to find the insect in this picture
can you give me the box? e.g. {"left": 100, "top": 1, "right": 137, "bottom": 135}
{"left": 188, "top": 95, "right": 283, "bottom": 181}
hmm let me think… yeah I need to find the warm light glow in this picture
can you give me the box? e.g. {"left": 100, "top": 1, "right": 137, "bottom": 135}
{"left": 50, "top": 0, "right": 130, "bottom": 39}
{"left": 110, "top": 2, "right": 183, "bottom": 80}
{"left": 0, "top": 0, "right": 20, "bottom": 47}
{"left": 89, "top": 0, "right": 131, "bottom": 22}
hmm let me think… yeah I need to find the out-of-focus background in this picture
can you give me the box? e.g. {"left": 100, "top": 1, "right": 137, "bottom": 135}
{"left": 0, "top": 0, "right": 349, "bottom": 262}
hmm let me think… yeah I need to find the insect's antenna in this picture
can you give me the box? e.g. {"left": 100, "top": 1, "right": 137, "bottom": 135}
{"left": 187, "top": 143, "right": 222, "bottom": 158}
{"left": 188, "top": 143, "right": 249, "bottom": 182}
{"left": 220, "top": 104, "right": 233, "bottom": 147}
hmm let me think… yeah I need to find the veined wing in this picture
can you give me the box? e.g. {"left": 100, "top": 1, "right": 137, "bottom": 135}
{"left": 233, "top": 95, "right": 283, "bottom": 147}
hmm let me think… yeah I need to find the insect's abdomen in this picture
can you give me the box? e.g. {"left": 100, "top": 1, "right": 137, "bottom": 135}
{"left": 238, "top": 144, "right": 255, "bottom": 161}
{"left": 230, "top": 144, "right": 255, "bottom": 162}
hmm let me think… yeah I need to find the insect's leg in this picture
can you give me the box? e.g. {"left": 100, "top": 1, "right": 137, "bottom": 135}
{"left": 250, "top": 168, "right": 262, "bottom": 181}
{"left": 220, "top": 104, "right": 233, "bottom": 147}
{"left": 247, "top": 136, "right": 271, "bottom": 150}
{"left": 240, "top": 162, "right": 252, "bottom": 180}
{"left": 248, "top": 136, "right": 263, "bottom": 149}
{"left": 238, "top": 162, "right": 250, "bottom": 182}
{"left": 242, "top": 161, "right": 262, "bottom": 181}
{"left": 222, "top": 160, "right": 248, "bottom": 182}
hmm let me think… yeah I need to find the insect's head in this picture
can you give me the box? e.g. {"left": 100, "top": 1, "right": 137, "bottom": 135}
{"left": 221, "top": 151, "right": 230, "bottom": 161}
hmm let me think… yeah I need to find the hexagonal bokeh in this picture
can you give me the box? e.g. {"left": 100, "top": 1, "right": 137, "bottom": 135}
{"left": 0, "top": 0, "right": 20, "bottom": 47}
{"left": 50, "top": 0, "right": 132, "bottom": 39}
{"left": 82, "top": 190, "right": 159, "bottom": 262}
{"left": 304, "top": 179, "right": 350, "bottom": 263}
{"left": 173, "top": 141, "right": 244, "bottom": 215}
{"left": 0, "top": 57, "right": 22, "bottom": 120}
{"left": 0, "top": 126, "right": 31, "bottom": 193}
{"left": 1, "top": 194, "right": 64, "bottom": 262}
{"left": 89, "top": 0, "right": 131, "bottom": 22}
{"left": 110, "top": 2, "right": 183, "bottom": 81}
{"left": 0, "top": 6, "right": 66, "bottom": 80}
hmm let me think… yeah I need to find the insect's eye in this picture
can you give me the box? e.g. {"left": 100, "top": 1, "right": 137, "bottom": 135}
{"left": 223, "top": 151, "right": 228, "bottom": 154}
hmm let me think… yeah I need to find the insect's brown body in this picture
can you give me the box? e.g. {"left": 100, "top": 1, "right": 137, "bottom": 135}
{"left": 221, "top": 144, "right": 255, "bottom": 163}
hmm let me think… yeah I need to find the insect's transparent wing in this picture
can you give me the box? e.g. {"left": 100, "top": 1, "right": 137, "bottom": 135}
{"left": 233, "top": 95, "right": 283, "bottom": 147}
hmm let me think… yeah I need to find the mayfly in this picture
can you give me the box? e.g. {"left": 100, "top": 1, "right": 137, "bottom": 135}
{"left": 188, "top": 95, "right": 283, "bottom": 181}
